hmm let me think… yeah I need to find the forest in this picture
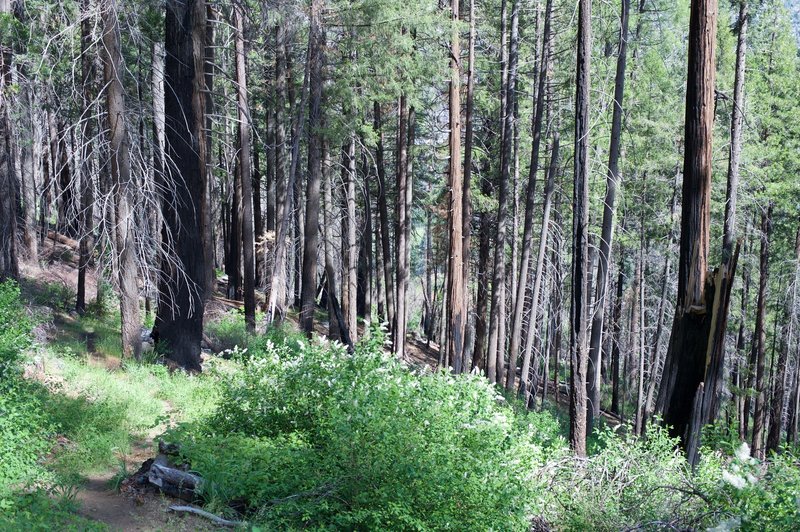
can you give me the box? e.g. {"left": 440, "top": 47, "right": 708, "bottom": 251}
{"left": 1, "top": 0, "right": 800, "bottom": 529}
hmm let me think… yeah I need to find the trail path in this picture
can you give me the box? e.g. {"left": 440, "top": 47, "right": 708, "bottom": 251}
{"left": 72, "top": 405, "right": 212, "bottom": 531}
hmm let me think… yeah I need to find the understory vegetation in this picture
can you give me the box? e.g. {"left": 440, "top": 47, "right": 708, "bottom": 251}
{"left": 1, "top": 280, "right": 799, "bottom": 530}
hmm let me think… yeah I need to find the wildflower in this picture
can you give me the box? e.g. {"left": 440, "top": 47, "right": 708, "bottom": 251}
{"left": 734, "top": 442, "right": 751, "bottom": 462}
{"left": 722, "top": 469, "right": 747, "bottom": 489}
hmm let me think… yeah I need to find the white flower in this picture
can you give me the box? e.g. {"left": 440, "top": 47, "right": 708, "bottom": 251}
{"left": 707, "top": 516, "right": 741, "bottom": 532}
{"left": 734, "top": 442, "right": 751, "bottom": 462}
{"left": 722, "top": 469, "right": 747, "bottom": 489}
{"left": 746, "top": 473, "right": 757, "bottom": 485}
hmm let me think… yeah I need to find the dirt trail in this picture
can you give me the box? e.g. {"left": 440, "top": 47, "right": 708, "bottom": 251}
{"left": 75, "top": 473, "right": 213, "bottom": 531}
{"left": 73, "top": 404, "right": 221, "bottom": 531}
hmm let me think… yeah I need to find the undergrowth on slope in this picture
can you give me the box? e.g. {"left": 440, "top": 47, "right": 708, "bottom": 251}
{"left": 168, "top": 324, "right": 564, "bottom": 530}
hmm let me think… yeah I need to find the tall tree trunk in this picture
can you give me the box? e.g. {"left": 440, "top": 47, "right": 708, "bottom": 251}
{"left": 0, "top": 0, "right": 16, "bottom": 282}
{"left": 695, "top": 0, "right": 747, "bottom": 435}
{"left": 549, "top": 190, "right": 565, "bottom": 406}
{"left": 587, "top": 0, "right": 629, "bottom": 429}
{"left": 323, "top": 144, "right": 347, "bottom": 345}
{"left": 447, "top": 0, "right": 466, "bottom": 373}
{"left": 655, "top": 0, "right": 718, "bottom": 449}
{"left": 374, "top": 101, "right": 394, "bottom": 331}
{"left": 473, "top": 156, "right": 492, "bottom": 370}
{"left": 767, "top": 287, "right": 793, "bottom": 453}
{"left": 393, "top": 96, "right": 411, "bottom": 357}
{"left": 634, "top": 260, "right": 646, "bottom": 435}
{"left": 487, "top": 0, "right": 519, "bottom": 384}
{"left": 507, "top": 0, "right": 552, "bottom": 391}
{"left": 723, "top": 1, "right": 747, "bottom": 262}
{"left": 751, "top": 204, "right": 773, "bottom": 459}
{"left": 299, "top": 0, "right": 325, "bottom": 336}
{"left": 266, "top": 24, "right": 302, "bottom": 324}
{"left": 156, "top": 0, "right": 208, "bottom": 371}
{"left": 233, "top": 3, "right": 256, "bottom": 332}
{"left": 201, "top": 4, "right": 216, "bottom": 296}
{"left": 358, "top": 143, "right": 372, "bottom": 323}
{"left": 101, "top": 0, "right": 141, "bottom": 360}
{"left": 787, "top": 221, "right": 800, "bottom": 445}
{"left": 343, "top": 136, "right": 358, "bottom": 342}
{"left": 254, "top": 145, "right": 264, "bottom": 285}
{"left": 76, "top": 0, "right": 96, "bottom": 314}
{"left": 570, "top": 0, "right": 592, "bottom": 457}
{"left": 610, "top": 268, "right": 624, "bottom": 415}
{"left": 461, "top": 0, "right": 476, "bottom": 356}
{"left": 518, "top": 132, "right": 559, "bottom": 401}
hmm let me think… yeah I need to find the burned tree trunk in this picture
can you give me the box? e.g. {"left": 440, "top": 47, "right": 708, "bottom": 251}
{"left": 0, "top": 0, "right": 18, "bottom": 282}
{"left": 76, "top": 0, "right": 96, "bottom": 315}
{"left": 156, "top": 0, "right": 209, "bottom": 371}
{"left": 655, "top": 0, "right": 721, "bottom": 452}
{"left": 750, "top": 205, "right": 772, "bottom": 458}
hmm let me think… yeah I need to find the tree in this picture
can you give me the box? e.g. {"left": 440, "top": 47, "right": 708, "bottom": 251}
{"left": 446, "top": 0, "right": 465, "bottom": 372}
{"left": 393, "top": 94, "right": 410, "bottom": 356}
{"left": 76, "top": 0, "right": 96, "bottom": 314}
{"left": 155, "top": 0, "right": 209, "bottom": 371}
{"left": 300, "top": 0, "right": 325, "bottom": 336}
{"left": 509, "top": 0, "right": 553, "bottom": 395}
{"left": 487, "top": 0, "right": 519, "bottom": 385}
{"left": 569, "top": 0, "right": 591, "bottom": 457}
{"left": 101, "top": 0, "right": 141, "bottom": 360}
{"left": 0, "top": 0, "right": 18, "bottom": 282}
{"left": 586, "top": 0, "right": 629, "bottom": 428}
{"left": 751, "top": 203, "right": 773, "bottom": 459}
{"left": 655, "top": 0, "right": 721, "bottom": 450}
{"left": 233, "top": 2, "right": 256, "bottom": 332}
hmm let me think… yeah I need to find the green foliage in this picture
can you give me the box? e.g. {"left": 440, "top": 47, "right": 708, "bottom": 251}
{"left": 0, "top": 491, "right": 106, "bottom": 531}
{"left": 539, "top": 423, "right": 704, "bottom": 530}
{"left": 0, "top": 380, "right": 54, "bottom": 499}
{"left": 205, "top": 309, "right": 263, "bottom": 353}
{"left": 169, "top": 325, "right": 563, "bottom": 529}
{"left": 695, "top": 444, "right": 800, "bottom": 531}
{"left": 0, "top": 281, "right": 31, "bottom": 379}
{"left": 31, "top": 280, "right": 76, "bottom": 313}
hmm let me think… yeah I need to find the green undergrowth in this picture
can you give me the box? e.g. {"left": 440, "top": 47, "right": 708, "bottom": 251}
{"left": 168, "top": 324, "right": 565, "bottom": 529}
{"left": 167, "top": 319, "right": 800, "bottom": 531}
{"left": 0, "top": 279, "right": 219, "bottom": 530}
{"left": 2, "top": 280, "right": 800, "bottom": 530}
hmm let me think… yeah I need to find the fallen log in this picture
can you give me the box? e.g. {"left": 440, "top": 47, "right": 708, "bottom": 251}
{"left": 147, "top": 455, "right": 203, "bottom": 502}
{"left": 168, "top": 505, "right": 244, "bottom": 528}
{"left": 46, "top": 230, "right": 80, "bottom": 249}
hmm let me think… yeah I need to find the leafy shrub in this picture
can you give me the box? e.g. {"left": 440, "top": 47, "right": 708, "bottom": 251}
{"left": 538, "top": 423, "right": 706, "bottom": 530}
{"left": 0, "top": 281, "right": 31, "bottom": 378}
{"left": 205, "top": 310, "right": 255, "bottom": 352}
{"left": 0, "top": 491, "right": 106, "bottom": 531}
{"left": 0, "top": 380, "right": 54, "bottom": 498}
{"left": 696, "top": 443, "right": 800, "bottom": 531}
{"left": 31, "top": 280, "right": 75, "bottom": 313}
{"left": 169, "top": 325, "right": 563, "bottom": 529}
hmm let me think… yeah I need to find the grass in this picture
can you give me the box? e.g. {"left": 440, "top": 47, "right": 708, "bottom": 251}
{"left": 1, "top": 279, "right": 220, "bottom": 529}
